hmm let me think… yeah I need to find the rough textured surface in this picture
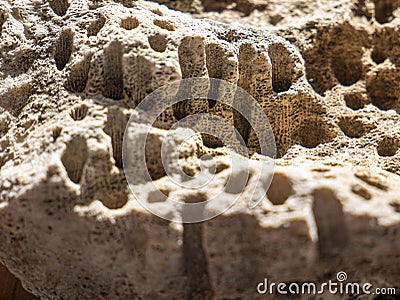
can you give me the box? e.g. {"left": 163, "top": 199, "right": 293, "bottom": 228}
{"left": 0, "top": 0, "right": 399, "bottom": 299}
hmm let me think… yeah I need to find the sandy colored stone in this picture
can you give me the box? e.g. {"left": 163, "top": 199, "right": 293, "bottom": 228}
{"left": 0, "top": 0, "right": 399, "bottom": 299}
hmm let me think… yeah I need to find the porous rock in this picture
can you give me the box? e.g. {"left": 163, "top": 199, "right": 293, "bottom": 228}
{"left": 0, "top": 0, "right": 399, "bottom": 299}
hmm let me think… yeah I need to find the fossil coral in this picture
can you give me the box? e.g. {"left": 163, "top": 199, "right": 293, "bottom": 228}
{"left": 0, "top": 0, "right": 399, "bottom": 299}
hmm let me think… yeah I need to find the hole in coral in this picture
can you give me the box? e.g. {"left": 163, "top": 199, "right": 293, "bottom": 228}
{"left": 225, "top": 170, "right": 250, "bottom": 194}
{"left": 374, "top": 0, "right": 398, "bottom": 24}
{"left": 121, "top": 16, "right": 139, "bottom": 30}
{"left": 52, "top": 125, "right": 63, "bottom": 142}
{"left": 101, "top": 186, "right": 129, "bottom": 209}
{"left": 303, "top": 23, "right": 367, "bottom": 95}
{"left": 268, "top": 43, "right": 294, "bottom": 93}
{"left": 69, "top": 103, "right": 88, "bottom": 121}
{"left": 49, "top": 0, "right": 70, "bottom": 16}
{"left": 148, "top": 33, "right": 168, "bottom": 53}
{"left": 298, "top": 117, "right": 333, "bottom": 148}
{"left": 182, "top": 193, "right": 213, "bottom": 297}
{"left": 267, "top": 173, "right": 293, "bottom": 205}
{"left": 331, "top": 51, "right": 363, "bottom": 86}
{"left": 61, "top": 136, "right": 88, "bottom": 184}
{"left": 154, "top": 19, "right": 176, "bottom": 31}
{"left": 54, "top": 28, "right": 74, "bottom": 71}
{"left": 344, "top": 92, "right": 366, "bottom": 110}
{"left": 338, "top": 116, "right": 368, "bottom": 138}
{"left": 377, "top": 136, "right": 399, "bottom": 156}
{"left": 312, "top": 188, "right": 348, "bottom": 258}
{"left": 366, "top": 68, "right": 400, "bottom": 112}
{"left": 355, "top": 171, "right": 388, "bottom": 191}
{"left": 390, "top": 202, "right": 400, "bottom": 213}
{"left": 215, "top": 160, "right": 229, "bottom": 174}
{"left": 152, "top": 8, "right": 163, "bottom": 16}
{"left": 371, "top": 48, "right": 386, "bottom": 64}
{"left": 65, "top": 53, "right": 92, "bottom": 93}
{"left": 181, "top": 164, "right": 198, "bottom": 178}
{"left": 147, "top": 189, "right": 170, "bottom": 203}
{"left": 303, "top": 50, "right": 333, "bottom": 96}
{"left": 145, "top": 132, "right": 166, "bottom": 180}
{"left": 207, "top": 99, "right": 216, "bottom": 109}
{"left": 0, "top": 11, "right": 5, "bottom": 35}
{"left": 202, "top": 133, "right": 224, "bottom": 149}
{"left": 102, "top": 41, "right": 124, "bottom": 100}
{"left": 351, "top": 184, "right": 372, "bottom": 200}
{"left": 104, "top": 108, "right": 129, "bottom": 168}
{"left": 87, "top": 14, "right": 106, "bottom": 37}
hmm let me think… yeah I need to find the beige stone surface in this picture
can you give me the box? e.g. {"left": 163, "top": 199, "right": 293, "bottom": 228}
{"left": 0, "top": 0, "right": 399, "bottom": 299}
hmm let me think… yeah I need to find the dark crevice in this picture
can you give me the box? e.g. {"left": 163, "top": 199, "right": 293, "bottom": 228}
{"left": 104, "top": 108, "right": 129, "bottom": 168}
{"left": 331, "top": 51, "right": 363, "bottom": 86}
{"left": 298, "top": 116, "right": 334, "bottom": 148}
{"left": 366, "top": 68, "right": 400, "bottom": 112}
{"left": 338, "top": 116, "right": 370, "bottom": 138}
{"left": 145, "top": 132, "right": 167, "bottom": 180}
{"left": 69, "top": 104, "right": 89, "bottom": 121}
{"left": 344, "top": 92, "right": 366, "bottom": 110}
{"left": 148, "top": 33, "right": 167, "bottom": 53}
{"left": 49, "top": 0, "right": 70, "bottom": 16}
{"left": 233, "top": 106, "right": 250, "bottom": 147}
{"left": 267, "top": 173, "right": 293, "bottom": 205}
{"left": 54, "top": 28, "right": 74, "bottom": 71}
{"left": 201, "top": 134, "right": 224, "bottom": 149}
{"left": 225, "top": 170, "right": 251, "bottom": 194}
{"left": 313, "top": 188, "right": 348, "bottom": 259}
{"left": 103, "top": 41, "right": 124, "bottom": 100}
{"left": 374, "top": 0, "right": 399, "bottom": 24}
{"left": 121, "top": 17, "right": 139, "bottom": 30}
{"left": 371, "top": 48, "right": 386, "bottom": 64}
{"left": 0, "top": 11, "right": 5, "bottom": 35}
{"left": 52, "top": 125, "right": 63, "bottom": 142}
{"left": 269, "top": 43, "right": 295, "bottom": 93}
{"left": 303, "top": 23, "right": 368, "bottom": 95}
{"left": 61, "top": 136, "right": 88, "bottom": 184}
{"left": 377, "top": 136, "right": 399, "bottom": 157}
{"left": 65, "top": 53, "right": 92, "bottom": 93}
{"left": 183, "top": 194, "right": 214, "bottom": 299}
{"left": 153, "top": 19, "right": 176, "bottom": 31}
